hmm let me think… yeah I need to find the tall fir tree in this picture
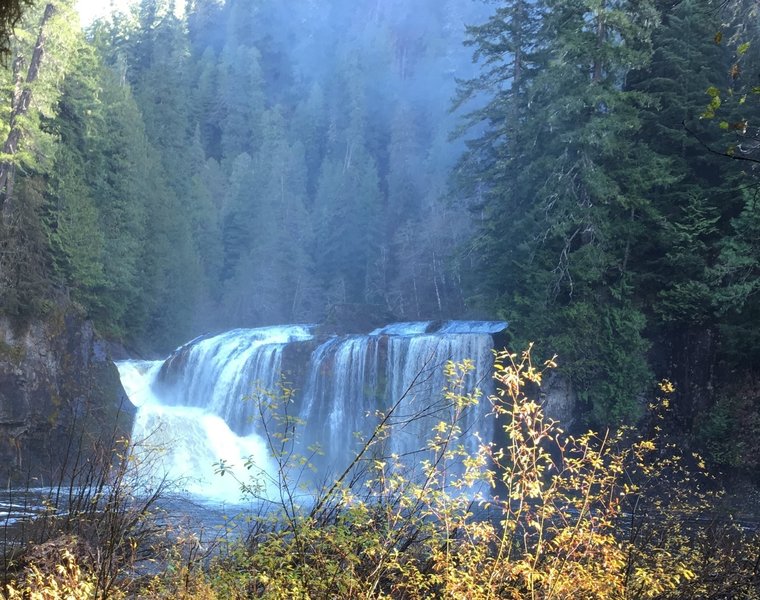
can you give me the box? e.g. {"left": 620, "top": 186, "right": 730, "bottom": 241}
{"left": 459, "top": 0, "right": 666, "bottom": 424}
{"left": 0, "top": 0, "right": 81, "bottom": 315}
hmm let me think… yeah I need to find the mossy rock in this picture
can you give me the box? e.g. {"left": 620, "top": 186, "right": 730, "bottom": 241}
{"left": 0, "top": 339, "right": 25, "bottom": 364}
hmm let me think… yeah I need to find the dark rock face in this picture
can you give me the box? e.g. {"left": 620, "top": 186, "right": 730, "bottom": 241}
{"left": 0, "top": 310, "right": 133, "bottom": 486}
{"left": 540, "top": 372, "right": 578, "bottom": 427}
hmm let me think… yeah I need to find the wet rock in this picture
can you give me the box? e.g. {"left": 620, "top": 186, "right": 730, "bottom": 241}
{"left": 540, "top": 372, "right": 577, "bottom": 427}
{"left": 0, "top": 309, "right": 133, "bottom": 486}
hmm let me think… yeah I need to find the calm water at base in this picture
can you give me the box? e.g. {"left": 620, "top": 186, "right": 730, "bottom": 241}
{"left": 0, "top": 487, "right": 266, "bottom": 553}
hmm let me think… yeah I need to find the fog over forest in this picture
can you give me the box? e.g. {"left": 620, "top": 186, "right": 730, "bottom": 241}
{"left": 2, "top": 0, "right": 760, "bottom": 459}
{"left": 87, "top": 0, "right": 492, "bottom": 349}
{"left": 4, "top": 1, "right": 760, "bottom": 596}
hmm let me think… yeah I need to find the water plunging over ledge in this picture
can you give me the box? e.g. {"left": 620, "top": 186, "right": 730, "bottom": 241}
{"left": 116, "top": 321, "right": 507, "bottom": 503}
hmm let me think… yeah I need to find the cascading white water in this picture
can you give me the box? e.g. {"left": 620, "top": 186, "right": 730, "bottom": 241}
{"left": 118, "top": 359, "right": 277, "bottom": 501}
{"left": 383, "top": 332, "right": 494, "bottom": 462}
{"left": 116, "top": 321, "right": 506, "bottom": 502}
{"left": 116, "top": 326, "right": 312, "bottom": 502}
{"left": 154, "top": 326, "right": 313, "bottom": 433}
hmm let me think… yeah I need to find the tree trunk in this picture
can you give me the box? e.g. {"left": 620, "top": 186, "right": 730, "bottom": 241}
{"left": 0, "top": 3, "right": 55, "bottom": 224}
{"left": 592, "top": 1, "right": 605, "bottom": 83}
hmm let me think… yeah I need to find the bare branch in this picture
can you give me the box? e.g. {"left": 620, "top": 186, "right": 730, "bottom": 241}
{"left": 682, "top": 119, "right": 760, "bottom": 165}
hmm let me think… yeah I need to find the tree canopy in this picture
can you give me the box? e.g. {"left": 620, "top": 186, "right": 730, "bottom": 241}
{"left": 1, "top": 0, "right": 760, "bottom": 472}
{"left": 0, "top": 0, "right": 32, "bottom": 57}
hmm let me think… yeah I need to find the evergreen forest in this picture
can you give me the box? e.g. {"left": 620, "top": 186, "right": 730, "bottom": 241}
{"left": 2, "top": 0, "right": 759, "bottom": 471}
{"left": 2, "top": 0, "right": 494, "bottom": 348}
{"left": 3, "top": 0, "right": 760, "bottom": 597}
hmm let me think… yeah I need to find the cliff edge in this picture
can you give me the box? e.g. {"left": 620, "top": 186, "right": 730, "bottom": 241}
{"left": 0, "top": 308, "right": 132, "bottom": 486}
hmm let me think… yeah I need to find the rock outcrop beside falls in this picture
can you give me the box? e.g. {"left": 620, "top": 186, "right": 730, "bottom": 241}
{"left": 0, "top": 309, "right": 132, "bottom": 485}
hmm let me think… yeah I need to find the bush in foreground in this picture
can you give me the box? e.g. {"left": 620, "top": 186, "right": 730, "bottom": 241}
{"left": 5, "top": 349, "right": 760, "bottom": 598}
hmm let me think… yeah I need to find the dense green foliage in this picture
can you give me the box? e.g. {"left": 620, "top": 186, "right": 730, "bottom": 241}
{"left": 459, "top": 0, "right": 665, "bottom": 425}
{"left": 0, "top": 0, "right": 487, "bottom": 352}
{"left": 0, "top": 0, "right": 32, "bottom": 58}
{"left": 458, "top": 0, "right": 760, "bottom": 460}
{"left": 1, "top": 0, "right": 760, "bottom": 472}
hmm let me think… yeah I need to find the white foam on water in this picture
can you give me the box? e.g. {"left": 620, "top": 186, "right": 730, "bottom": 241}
{"left": 117, "top": 358, "right": 276, "bottom": 503}
{"left": 116, "top": 322, "right": 504, "bottom": 502}
{"left": 370, "top": 322, "right": 433, "bottom": 336}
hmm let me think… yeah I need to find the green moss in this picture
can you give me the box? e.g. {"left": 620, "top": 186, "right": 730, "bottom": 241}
{"left": 47, "top": 306, "right": 67, "bottom": 340}
{"left": 0, "top": 339, "right": 26, "bottom": 364}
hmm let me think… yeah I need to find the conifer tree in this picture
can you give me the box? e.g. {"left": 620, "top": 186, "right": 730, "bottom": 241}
{"left": 191, "top": 47, "right": 221, "bottom": 160}
{"left": 0, "top": 0, "right": 80, "bottom": 314}
{"left": 218, "top": 43, "right": 265, "bottom": 165}
{"left": 85, "top": 67, "right": 150, "bottom": 336}
{"left": 314, "top": 148, "right": 383, "bottom": 306}
{"left": 459, "top": 0, "right": 664, "bottom": 424}
{"left": 48, "top": 56, "right": 106, "bottom": 311}
{"left": 220, "top": 108, "right": 316, "bottom": 325}
{"left": 132, "top": 3, "right": 192, "bottom": 199}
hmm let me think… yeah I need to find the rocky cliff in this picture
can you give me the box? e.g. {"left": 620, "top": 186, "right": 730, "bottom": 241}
{"left": 0, "top": 308, "right": 132, "bottom": 486}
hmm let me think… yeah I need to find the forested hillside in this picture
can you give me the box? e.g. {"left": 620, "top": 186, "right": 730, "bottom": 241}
{"left": 1, "top": 0, "right": 759, "bottom": 473}
{"left": 456, "top": 0, "right": 760, "bottom": 470}
{"left": 2, "top": 0, "right": 489, "bottom": 354}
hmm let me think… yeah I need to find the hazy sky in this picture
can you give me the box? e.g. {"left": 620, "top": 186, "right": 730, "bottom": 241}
{"left": 75, "top": 0, "right": 132, "bottom": 25}
{"left": 75, "top": 0, "right": 183, "bottom": 26}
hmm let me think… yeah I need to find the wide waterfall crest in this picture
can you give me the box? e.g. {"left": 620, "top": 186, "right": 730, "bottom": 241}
{"left": 369, "top": 321, "right": 433, "bottom": 336}
{"left": 117, "top": 321, "right": 506, "bottom": 502}
{"left": 154, "top": 325, "right": 314, "bottom": 433}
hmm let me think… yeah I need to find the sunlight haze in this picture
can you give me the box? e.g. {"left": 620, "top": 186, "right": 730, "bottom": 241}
{"left": 75, "top": 0, "right": 183, "bottom": 25}
{"left": 75, "top": 0, "right": 132, "bottom": 25}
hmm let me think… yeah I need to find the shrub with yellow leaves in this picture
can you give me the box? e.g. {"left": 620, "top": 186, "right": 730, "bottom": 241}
{"left": 143, "top": 346, "right": 760, "bottom": 599}
{"left": 9, "top": 347, "right": 758, "bottom": 599}
{"left": 3, "top": 548, "right": 96, "bottom": 600}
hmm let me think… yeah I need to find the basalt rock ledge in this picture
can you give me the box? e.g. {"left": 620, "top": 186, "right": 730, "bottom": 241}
{"left": 0, "top": 308, "right": 132, "bottom": 486}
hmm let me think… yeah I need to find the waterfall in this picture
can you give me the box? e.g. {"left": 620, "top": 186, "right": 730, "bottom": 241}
{"left": 153, "top": 325, "right": 313, "bottom": 433}
{"left": 383, "top": 332, "right": 494, "bottom": 463}
{"left": 117, "top": 359, "right": 277, "bottom": 501}
{"left": 117, "top": 321, "right": 506, "bottom": 502}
